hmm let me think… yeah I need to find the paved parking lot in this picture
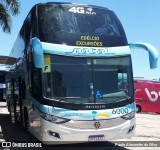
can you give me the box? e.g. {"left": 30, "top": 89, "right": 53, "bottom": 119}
{"left": 132, "top": 113, "right": 160, "bottom": 141}
{"left": 120, "top": 113, "right": 160, "bottom": 150}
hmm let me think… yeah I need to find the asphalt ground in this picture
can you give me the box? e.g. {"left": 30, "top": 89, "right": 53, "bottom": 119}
{"left": 116, "top": 112, "right": 160, "bottom": 150}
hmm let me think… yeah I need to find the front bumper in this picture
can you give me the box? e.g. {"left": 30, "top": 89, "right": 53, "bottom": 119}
{"left": 39, "top": 117, "right": 136, "bottom": 145}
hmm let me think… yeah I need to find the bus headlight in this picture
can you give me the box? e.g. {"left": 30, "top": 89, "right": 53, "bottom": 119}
{"left": 121, "top": 111, "right": 135, "bottom": 120}
{"left": 40, "top": 113, "right": 70, "bottom": 124}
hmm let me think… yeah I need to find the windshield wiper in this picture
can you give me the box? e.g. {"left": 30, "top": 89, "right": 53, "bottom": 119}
{"left": 103, "top": 91, "right": 130, "bottom": 98}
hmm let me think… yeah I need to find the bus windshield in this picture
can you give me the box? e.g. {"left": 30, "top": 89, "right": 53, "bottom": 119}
{"left": 42, "top": 55, "right": 133, "bottom": 104}
{"left": 38, "top": 4, "right": 128, "bottom": 47}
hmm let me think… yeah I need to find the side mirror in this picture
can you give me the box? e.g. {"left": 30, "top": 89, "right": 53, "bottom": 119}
{"left": 31, "top": 37, "right": 44, "bottom": 68}
{"left": 129, "top": 42, "right": 158, "bottom": 69}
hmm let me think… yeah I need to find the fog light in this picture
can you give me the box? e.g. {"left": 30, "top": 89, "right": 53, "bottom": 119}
{"left": 128, "top": 125, "right": 134, "bottom": 133}
{"left": 47, "top": 130, "right": 61, "bottom": 139}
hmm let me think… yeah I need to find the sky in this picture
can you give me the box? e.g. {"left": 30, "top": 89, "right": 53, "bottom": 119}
{"left": 0, "top": 0, "right": 160, "bottom": 80}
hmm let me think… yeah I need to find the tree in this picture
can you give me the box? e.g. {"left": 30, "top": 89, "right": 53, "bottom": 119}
{"left": 0, "top": 0, "right": 20, "bottom": 33}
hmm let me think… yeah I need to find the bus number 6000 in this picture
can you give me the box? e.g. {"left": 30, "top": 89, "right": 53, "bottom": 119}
{"left": 112, "top": 108, "right": 129, "bottom": 114}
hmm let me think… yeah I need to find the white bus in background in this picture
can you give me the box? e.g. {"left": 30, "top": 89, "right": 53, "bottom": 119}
{"left": 6, "top": 2, "right": 158, "bottom": 144}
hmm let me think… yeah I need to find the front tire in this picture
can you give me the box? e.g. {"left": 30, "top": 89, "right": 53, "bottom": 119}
{"left": 136, "top": 105, "right": 141, "bottom": 113}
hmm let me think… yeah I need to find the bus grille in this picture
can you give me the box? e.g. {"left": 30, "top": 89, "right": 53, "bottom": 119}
{"left": 63, "top": 117, "right": 126, "bottom": 129}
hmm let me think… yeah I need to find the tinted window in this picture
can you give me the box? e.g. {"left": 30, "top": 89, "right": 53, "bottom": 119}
{"left": 38, "top": 4, "right": 128, "bottom": 47}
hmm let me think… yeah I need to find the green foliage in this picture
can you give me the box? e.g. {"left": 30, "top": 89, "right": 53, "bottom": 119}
{"left": 0, "top": 0, "right": 20, "bottom": 33}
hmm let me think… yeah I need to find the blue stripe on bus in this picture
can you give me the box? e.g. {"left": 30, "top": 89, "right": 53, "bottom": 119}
{"left": 31, "top": 97, "right": 135, "bottom": 118}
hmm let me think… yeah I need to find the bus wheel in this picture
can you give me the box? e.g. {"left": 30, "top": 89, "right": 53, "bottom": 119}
{"left": 136, "top": 105, "right": 141, "bottom": 113}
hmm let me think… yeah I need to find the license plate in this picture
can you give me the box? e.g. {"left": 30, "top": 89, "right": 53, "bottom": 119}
{"left": 88, "top": 135, "right": 105, "bottom": 141}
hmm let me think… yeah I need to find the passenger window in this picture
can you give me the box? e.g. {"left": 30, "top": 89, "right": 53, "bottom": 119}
{"left": 31, "top": 69, "right": 41, "bottom": 98}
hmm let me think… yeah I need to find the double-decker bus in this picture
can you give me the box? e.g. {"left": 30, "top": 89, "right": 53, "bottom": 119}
{"left": 6, "top": 2, "right": 158, "bottom": 144}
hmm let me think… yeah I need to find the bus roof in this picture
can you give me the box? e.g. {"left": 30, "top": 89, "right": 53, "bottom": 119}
{"left": 134, "top": 78, "right": 160, "bottom": 84}
{"left": 34, "top": 2, "right": 111, "bottom": 11}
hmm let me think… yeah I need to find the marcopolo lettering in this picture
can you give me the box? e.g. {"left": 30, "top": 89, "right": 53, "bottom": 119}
{"left": 85, "top": 105, "right": 106, "bottom": 109}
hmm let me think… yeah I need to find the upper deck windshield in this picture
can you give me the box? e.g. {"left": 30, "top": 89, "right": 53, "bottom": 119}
{"left": 38, "top": 4, "right": 128, "bottom": 47}
{"left": 42, "top": 55, "right": 133, "bottom": 104}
